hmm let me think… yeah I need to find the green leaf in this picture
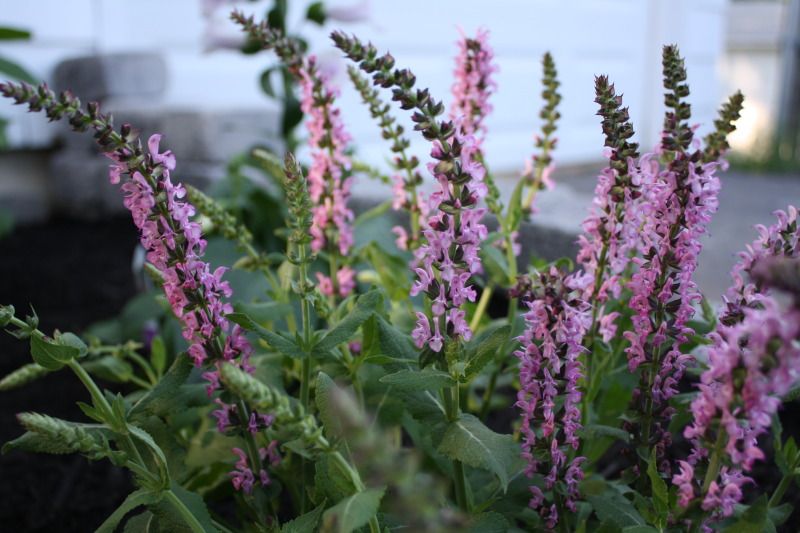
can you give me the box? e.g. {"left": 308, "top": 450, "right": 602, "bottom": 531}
{"left": 0, "top": 56, "right": 37, "bottom": 84}
{"left": 165, "top": 483, "right": 218, "bottom": 533}
{"left": 0, "top": 27, "right": 32, "bottom": 41}
{"left": 505, "top": 179, "right": 526, "bottom": 231}
{"left": 313, "top": 290, "right": 381, "bottom": 355}
{"left": 130, "top": 355, "right": 192, "bottom": 420}
{"left": 437, "top": 413, "right": 523, "bottom": 491}
{"left": 30, "top": 333, "right": 79, "bottom": 370}
{"left": 57, "top": 332, "right": 88, "bottom": 358}
{"left": 228, "top": 312, "right": 306, "bottom": 358}
{"left": 306, "top": 1, "right": 326, "bottom": 25}
{"left": 82, "top": 356, "right": 133, "bottom": 383}
{"left": 480, "top": 245, "right": 510, "bottom": 286}
{"left": 588, "top": 493, "right": 645, "bottom": 528}
{"left": 621, "top": 527, "right": 659, "bottom": 533}
{"left": 150, "top": 336, "right": 167, "bottom": 376}
{"left": 722, "top": 494, "right": 768, "bottom": 533}
{"left": 315, "top": 454, "right": 358, "bottom": 504}
{"left": 282, "top": 95, "right": 303, "bottom": 138}
{"left": 234, "top": 301, "right": 294, "bottom": 324}
{"left": 469, "top": 512, "right": 510, "bottom": 532}
{"left": 259, "top": 66, "right": 278, "bottom": 99}
{"left": 768, "top": 502, "right": 792, "bottom": 526}
{"left": 96, "top": 489, "right": 162, "bottom": 533}
{"left": 647, "top": 449, "right": 669, "bottom": 524}
{"left": 375, "top": 316, "right": 417, "bottom": 361}
{"left": 354, "top": 200, "right": 392, "bottom": 228}
{"left": 379, "top": 368, "right": 455, "bottom": 391}
{"left": 316, "top": 372, "right": 344, "bottom": 438}
{"left": 464, "top": 325, "right": 510, "bottom": 379}
{"left": 322, "top": 488, "right": 384, "bottom": 533}
{"left": 281, "top": 502, "right": 325, "bottom": 533}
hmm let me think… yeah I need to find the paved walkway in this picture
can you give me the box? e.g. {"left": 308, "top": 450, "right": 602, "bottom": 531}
{"left": 494, "top": 168, "right": 800, "bottom": 303}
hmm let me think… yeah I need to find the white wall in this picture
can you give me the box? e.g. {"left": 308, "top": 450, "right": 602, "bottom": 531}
{"left": 720, "top": 0, "right": 786, "bottom": 154}
{"left": 0, "top": 0, "right": 729, "bottom": 172}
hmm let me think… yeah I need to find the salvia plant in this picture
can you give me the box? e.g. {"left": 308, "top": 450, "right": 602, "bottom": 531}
{"left": 4, "top": 9, "right": 800, "bottom": 533}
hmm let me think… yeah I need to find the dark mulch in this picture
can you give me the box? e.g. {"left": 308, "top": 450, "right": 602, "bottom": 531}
{"left": 0, "top": 217, "right": 138, "bottom": 532}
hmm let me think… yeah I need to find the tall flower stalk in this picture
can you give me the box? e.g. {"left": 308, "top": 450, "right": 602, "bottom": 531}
{"left": 475, "top": 52, "right": 562, "bottom": 420}
{"left": 234, "top": 12, "right": 356, "bottom": 301}
{"left": 348, "top": 66, "right": 426, "bottom": 251}
{"left": 513, "top": 268, "right": 590, "bottom": 530}
{"left": 332, "top": 30, "right": 489, "bottom": 511}
{"left": 622, "top": 47, "right": 726, "bottom": 474}
{"left": 451, "top": 28, "right": 502, "bottom": 218}
{"left": 575, "top": 75, "right": 640, "bottom": 425}
{"left": 674, "top": 208, "right": 800, "bottom": 523}
{"left": 450, "top": 27, "right": 497, "bottom": 145}
{"left": 0, "top": 82, "right": 277, "bottom": 502}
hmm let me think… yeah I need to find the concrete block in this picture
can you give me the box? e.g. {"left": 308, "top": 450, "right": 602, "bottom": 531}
{"left": 53, "top": 53, "right": 167, "bottom": 104}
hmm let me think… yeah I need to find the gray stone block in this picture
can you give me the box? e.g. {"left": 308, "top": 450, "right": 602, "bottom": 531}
{"left": 48, "top": 152, "right": 224, "bottom": 219}
{"left": 53, "top": 53, "right": 167, "bottom": 104}
{"left": 55, "top": 105, "right": 282, "bottom": 165}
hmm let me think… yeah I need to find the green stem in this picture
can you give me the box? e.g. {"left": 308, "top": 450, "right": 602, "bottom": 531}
{"left": 470, "top": 284, "right": 494, "bottom": 332}
{"left": 67, "top": 359, "right": 154, "bottom": 477}
{"left": 769, "top": 468, "right": 795, "bottom": 508}
{"left": 164, "top": 489, "right": 208, "bottom": 533}
{"left": 444, "top": 383, "right": 469, "bottom": 511}
{"left": 701, "top": 430, "right": 726, "bottom": 495}
{"left": 126, "top": 351, "right": 158, "bottom": 385}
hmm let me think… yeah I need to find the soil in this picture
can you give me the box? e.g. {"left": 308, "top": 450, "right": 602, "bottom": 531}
{"left": 1, "top": 216, "right": 799, "bottom": 532}
{"left": 0, "top": 217, "right": 139, "bottom": 532}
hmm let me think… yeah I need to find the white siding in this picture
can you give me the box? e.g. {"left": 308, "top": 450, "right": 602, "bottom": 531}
{"left": 0, "top": 0, "right": 729, "bottom": 172}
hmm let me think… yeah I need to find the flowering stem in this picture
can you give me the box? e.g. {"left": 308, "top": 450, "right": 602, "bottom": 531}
{"left": 701, "top": 429, "right": 726, "bottom": 495}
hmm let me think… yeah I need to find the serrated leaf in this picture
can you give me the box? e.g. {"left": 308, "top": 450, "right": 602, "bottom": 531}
{"left": 315, "top": 454, "right": 357, "bottom": 503}
{"left": 316, "top": 372, "right": 344, "bottom": 438}
{"left": 380, "top": 368, "right": 455, "bottom": 391}
{"left": 96, "top": 489, "right": 162, "bottom": 533}
{"left": 647, "top": 449, "right": 669, "bottom": 524}
{"left": 228, "top": 312, "right": 306, "bottom": 358}
{"left": 165, "top": 483, "right": 218, "bottom": 533}
{"left": 281, "top": 502, "right": 325, "bottom": 533}
{"left": 588, "top": 493, "right": 645, "bottom": 528}
{"left": 322, "top": 488, "right": 383, "bottom": 533}
{"left": 375, "top": 316, "right": 417, "bottom": 361}
{"left": 722, "top": 494, "right": 768, "bottom": 533}
{"left": 130, "top": 355, "right": 192, "bottom": 420}
{"left": 30, "top": 333, "right": 78, "bottom": 370}
{"left": 464, "top": 325, "right": 510, "bottom": 379}
{"left": 313, "top": 290, "right": 381, "bottom": 355}
{"left": 437, "top": 413, "right": 522, "bottom": 491}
